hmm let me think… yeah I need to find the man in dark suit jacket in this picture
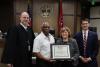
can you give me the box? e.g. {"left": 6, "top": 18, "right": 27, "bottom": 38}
{"left": 1, "top": 12, "right": 35, "bottom": 67}
{"left": 74, "top": 18, "right": 99, "bottom": 67}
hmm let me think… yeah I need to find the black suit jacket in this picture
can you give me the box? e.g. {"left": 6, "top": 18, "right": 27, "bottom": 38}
{"left": 1, "top": 24, "right": 35, "bottom": 67}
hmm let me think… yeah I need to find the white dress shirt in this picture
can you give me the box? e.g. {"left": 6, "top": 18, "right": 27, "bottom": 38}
{"left": 33, "top": 32, "right": 55, "bottom": 58}
{"left": 82, "top": 30, "right": 88, "bottom": 40}
{"left": 20, "top": 22, "right": 27, "bottom": 30}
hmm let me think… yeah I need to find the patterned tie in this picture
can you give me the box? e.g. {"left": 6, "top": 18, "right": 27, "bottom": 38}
{"left": 83, "top": 31, "right": 87, "bottom": 57}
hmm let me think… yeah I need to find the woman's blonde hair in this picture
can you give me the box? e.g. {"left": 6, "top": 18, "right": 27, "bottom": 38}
{"left": 60, "top": 26, "right": 71, "bottom": 38}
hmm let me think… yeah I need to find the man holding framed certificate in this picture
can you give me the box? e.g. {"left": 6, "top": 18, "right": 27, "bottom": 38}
{"left": 53, "top": 26, "right": 79, "bottom": 67}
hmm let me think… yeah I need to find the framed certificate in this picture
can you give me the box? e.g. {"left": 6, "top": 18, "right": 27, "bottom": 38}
{"left": 51, "top": 44, "right": 70, "bottom": 60}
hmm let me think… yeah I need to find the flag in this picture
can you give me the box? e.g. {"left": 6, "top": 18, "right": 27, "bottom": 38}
{"left": 27, "top": 0, "right": 32, "bottom": 27}
{"left": 57, "top": 0, "right": 63, "bottom": 36}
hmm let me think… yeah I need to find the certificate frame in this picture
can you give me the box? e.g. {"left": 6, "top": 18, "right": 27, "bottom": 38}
{"left": 50, "top": 44, "right": 71, "bottom": 60}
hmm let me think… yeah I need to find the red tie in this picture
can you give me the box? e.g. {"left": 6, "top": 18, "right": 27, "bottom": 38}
{"left": 83, "top": 31, "right": 87, "bottom": 57}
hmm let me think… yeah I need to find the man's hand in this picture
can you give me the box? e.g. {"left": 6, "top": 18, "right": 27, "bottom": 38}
{"left": 79, "top": 56, "right": 88, "bottom": 63}
{"left": 7, "top": 64, "right": 13, "bottom": 67}
{"left": 79, "top": 56, "right": 92, "bottom": 63}
{"left": 85, "top": 57, "right": 92, "bottom": 62}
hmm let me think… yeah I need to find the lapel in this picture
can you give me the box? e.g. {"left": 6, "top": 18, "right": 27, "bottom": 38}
{"left": 79, "top": 31, "right": 85, "bottom": 48}
{"left": 87, "top": 31, "right": 91, "bottom": 45}
{"left": 19, "top": 24, "right": 28, "bottom": 32}
{"left": 18, "top": 24, "right": 28, "bottom": 37}
{"left": 80, "top": 31, "right": 83, "bottom": 44}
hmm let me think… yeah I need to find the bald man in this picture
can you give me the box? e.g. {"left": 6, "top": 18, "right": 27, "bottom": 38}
{"left": 33, "top": 22, "right": 55, "bottom": 67}
{"left": 1, "top": 12, "right": 35, "bottom": 67}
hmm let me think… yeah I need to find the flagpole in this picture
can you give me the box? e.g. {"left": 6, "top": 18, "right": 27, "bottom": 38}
{"left": 57, "top": 0, "right": 63, "bottom": 37}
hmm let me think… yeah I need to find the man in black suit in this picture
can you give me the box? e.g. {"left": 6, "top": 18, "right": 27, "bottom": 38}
{"left": 1, "top": 12, "right": 35, "bottom": 67}
{"left": 74, "top": 18, "right": 99, "bottom": 67}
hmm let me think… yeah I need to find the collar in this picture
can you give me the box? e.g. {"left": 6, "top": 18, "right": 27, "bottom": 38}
{"left": 82, "top": 30, "right": 89, "bottom": 33}
{"left": 41, "top": 32, "right": 51, "bottom": 39}
{"left": 20, "top": 22, "right": 27, "bottom": 30}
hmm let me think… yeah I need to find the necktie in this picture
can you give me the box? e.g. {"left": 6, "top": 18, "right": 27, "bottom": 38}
{"left": 83, "top": 31, "right": 87, "bottom": 57}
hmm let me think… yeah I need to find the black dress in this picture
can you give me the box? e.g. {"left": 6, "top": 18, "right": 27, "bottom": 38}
{"left": 1, "top": 24, "right": 35, "bottom": 67}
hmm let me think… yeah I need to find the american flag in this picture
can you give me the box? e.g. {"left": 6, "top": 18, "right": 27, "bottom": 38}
{"left": 27, "top": 0, "right": 32, "bottom": 27}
